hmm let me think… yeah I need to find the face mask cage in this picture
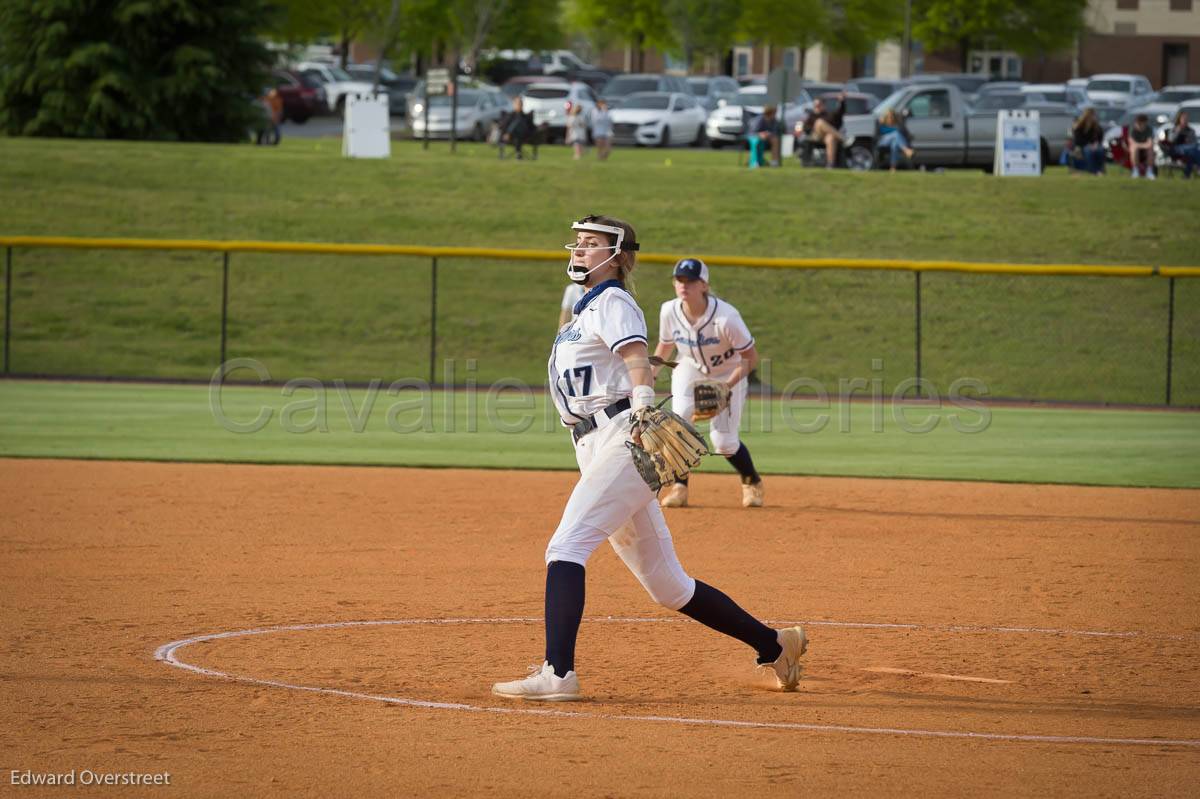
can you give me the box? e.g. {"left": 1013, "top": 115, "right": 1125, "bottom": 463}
{"left": 564, "top": 220, "right": 638, "bottom": 284}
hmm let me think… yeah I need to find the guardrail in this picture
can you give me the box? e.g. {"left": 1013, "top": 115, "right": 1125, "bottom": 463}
{"left": 2, "top": 236, "right": 1197, "bottom": 404}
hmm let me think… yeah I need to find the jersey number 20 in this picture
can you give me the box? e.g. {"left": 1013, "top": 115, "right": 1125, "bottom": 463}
{"left": 562, "top": 365, "right": 593, "bottom": 397}
{"left": 709, "top": 348, "right": 736, "bottom": 368}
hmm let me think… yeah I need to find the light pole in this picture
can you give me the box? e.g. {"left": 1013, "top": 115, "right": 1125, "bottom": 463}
{"left": 902, "top": 0, "right": 912, "bottom": 77}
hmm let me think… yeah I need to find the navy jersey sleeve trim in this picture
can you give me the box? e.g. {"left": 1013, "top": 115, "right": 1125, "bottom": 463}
{"left": 609, "top": 334, "right": 647, "bottom": 352}
{"left": 735, "top": 338, "right": 756, "bottom": 351}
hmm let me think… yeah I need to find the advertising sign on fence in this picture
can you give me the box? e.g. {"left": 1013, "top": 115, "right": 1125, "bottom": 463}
{"left": 343, "top": 94, "right": 391, "bottom": 159}
{"left": 994, "top": 110, "right": 1041, "bottom": 176}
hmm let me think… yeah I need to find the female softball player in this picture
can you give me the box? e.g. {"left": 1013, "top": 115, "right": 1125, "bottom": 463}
{"left": 653, "top": 258, "right": 764, "bottom": 508}
{"left": 491, "top": 214, "right": 806, "bottom": 702}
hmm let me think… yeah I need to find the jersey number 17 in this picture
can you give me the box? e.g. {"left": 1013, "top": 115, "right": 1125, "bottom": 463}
{"left": 562, "top": 365, "right": 593, "bottom": 396}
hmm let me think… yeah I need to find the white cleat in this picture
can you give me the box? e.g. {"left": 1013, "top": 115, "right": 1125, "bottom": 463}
{"left": 492, "top": 661, "right": 581, "bottom": 701}
{"left": 660, "top": 482, "right": 688, "bottom": 508}
{"left": 741, "top": 480, "right": 764, "bottom": 508}
{"left": 757, "top": 626, "right": 808, "bottom": 691}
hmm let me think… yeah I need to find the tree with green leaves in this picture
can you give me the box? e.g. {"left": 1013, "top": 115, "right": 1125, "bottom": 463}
{"left": 913, "top": 0, "right": 1087, "bottom": 71}
{"left": 566, "top": 0, "right": 674, "bottom": 72}
{"left": 663, "top": 0, "right": 743, "bottom": 70}
{"left": 0, "top": 0, "right": 276, "bottom": 142}
{"left": 738, "top": 0, "right": 828, "bottom": 73}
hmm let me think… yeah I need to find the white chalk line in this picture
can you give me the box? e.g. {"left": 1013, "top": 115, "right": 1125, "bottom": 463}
{"left": 153, "top": 617, "right": 1200, "bottom": 749}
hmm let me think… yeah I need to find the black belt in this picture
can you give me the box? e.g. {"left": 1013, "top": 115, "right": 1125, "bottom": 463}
{"left": 570, "top": 398, "right": 631, "bottom": 444}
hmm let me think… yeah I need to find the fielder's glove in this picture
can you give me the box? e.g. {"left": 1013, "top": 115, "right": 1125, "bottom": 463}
{"left": 692, "top": 380, "right": 732, "bottom": 421}
{"left": 626, "top": 405, "right": 710, "bottom": 492}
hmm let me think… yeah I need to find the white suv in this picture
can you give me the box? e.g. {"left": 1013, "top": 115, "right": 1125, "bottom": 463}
{"left": 520, "top": 82, "right": 598, "bottom": 143}
{"left": 1086, "top": 74, "right": 1154, "bottom": 109}
{"left": 295, "top": 61, "right": 376, "bottom": 112}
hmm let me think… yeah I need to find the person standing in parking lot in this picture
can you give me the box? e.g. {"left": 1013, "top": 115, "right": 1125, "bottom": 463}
{"left": 592, "top": 99, "right": 613, "bottom": 161}
{"left": 502, "top": 96, "right": 536, "bottom": 160}
{"left": 567, "top": 103, "right": 589, "bottom": 160}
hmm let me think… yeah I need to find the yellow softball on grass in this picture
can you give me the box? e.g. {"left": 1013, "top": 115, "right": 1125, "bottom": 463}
{"left": 664, "top": 158, "right": 672, "bottom": 167}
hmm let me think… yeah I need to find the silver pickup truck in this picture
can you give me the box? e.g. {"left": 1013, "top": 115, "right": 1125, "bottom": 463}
{"left": 843, "top": 83, "right": 1074, "bottom": 171}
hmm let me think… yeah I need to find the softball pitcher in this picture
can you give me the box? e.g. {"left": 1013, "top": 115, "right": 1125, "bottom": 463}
{"left": 653, "top": 258, "right": 764, "bottom": 508}
{"left": 491, "top": 215, "right": 806, "bottom": 701}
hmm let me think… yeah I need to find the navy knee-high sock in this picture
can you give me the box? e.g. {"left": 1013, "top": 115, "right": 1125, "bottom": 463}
{"left": 724, "top": 443, "right": 761, "bottom": 484}
{"left": 678, "top": 580, "right": 782, "bottom": 664}
{"left": 544, "top": 560, "right": 586, "bottom": 677}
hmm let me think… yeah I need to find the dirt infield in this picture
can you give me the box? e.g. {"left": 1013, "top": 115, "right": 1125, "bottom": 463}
{"left": 2, "top": 459, "right": 1198, "bottom": 797}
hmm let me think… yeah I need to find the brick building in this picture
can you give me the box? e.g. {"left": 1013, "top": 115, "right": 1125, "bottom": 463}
{"left": 588, "top": 0, "right": 1198, "bottom": 88}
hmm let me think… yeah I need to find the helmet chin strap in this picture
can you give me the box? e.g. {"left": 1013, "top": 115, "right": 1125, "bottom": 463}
{"left": 566, "top": 247, "right": 620, "bottom": 284}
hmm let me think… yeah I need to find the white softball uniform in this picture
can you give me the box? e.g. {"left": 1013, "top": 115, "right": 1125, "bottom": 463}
{"left": 658, "top": 297, "right": 754, "bottom": 456}
{"left": 545, "top": 281, "right": 696, "bottom": 611}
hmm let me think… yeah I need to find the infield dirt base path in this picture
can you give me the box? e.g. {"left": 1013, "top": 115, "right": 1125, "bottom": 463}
{"left": 2, "top": 459, "right": 1198, "bottom": 797}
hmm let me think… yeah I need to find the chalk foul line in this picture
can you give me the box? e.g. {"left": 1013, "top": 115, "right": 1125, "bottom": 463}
{"left": 153, "top": 617, "right": 1200, "bottom": 749}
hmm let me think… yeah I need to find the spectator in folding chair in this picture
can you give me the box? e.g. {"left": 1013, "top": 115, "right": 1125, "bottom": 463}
{"left": 746, "top": 105, "right": 781, "bottom": 168}
{"left": 1067, "top": 107, "right": 1106, "bottom": 175}
{"left": 1127, "top": 114, "right": 1156, "bottom": 179}
{"left": 876, "top": 108, "right": 914, "bottom": 172}
{"left": 1164, "top": 110, "right": 1200, "bottom": 178}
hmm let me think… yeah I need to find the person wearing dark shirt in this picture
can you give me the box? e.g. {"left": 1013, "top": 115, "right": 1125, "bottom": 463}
{"left": 1127, "top": 114, "right": 1156, "bottom": 179}
{"left": 1168, "top": 110, "right": 1199, "bottom": 178}
{"left": 795, "top": 92, "right": 847, "bottom": 168}
{"left": 501, "top": 96, "right": 536, "bottom": 160}
{"left": 1069, "top": 108, "right": 1105, "bottom": 175}
{"left": 748, "top": 105, "right": 781, "bottom": 167}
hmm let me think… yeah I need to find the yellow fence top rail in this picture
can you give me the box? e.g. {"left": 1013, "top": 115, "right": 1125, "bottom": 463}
{"left": 2, "top": 235, "right": 1197, "bottom": 278}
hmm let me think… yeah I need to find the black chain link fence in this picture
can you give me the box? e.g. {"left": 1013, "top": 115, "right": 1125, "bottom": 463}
{"left": 2, "top": 245, "right": 1197, "bottom": 407}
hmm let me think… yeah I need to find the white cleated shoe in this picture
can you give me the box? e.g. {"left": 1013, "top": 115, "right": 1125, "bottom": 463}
{"left": 660, "top": 482, "right": 688, "bottom": 508}
{"left": 741, "top": 480, "right": 764, "bottom": 508}
{"left": 492, "top": 661, "right": 581, "bottom": 701}
{"left": 757, "top": 626, "right": 808, "bottom": 691}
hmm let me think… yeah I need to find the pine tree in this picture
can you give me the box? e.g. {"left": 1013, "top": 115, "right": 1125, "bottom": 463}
{"left": 0, "top": 0, "right": 275, "bottom": 142}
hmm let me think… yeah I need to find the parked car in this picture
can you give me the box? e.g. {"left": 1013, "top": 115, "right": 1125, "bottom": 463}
{"left": 409, "top": 88, "right": 509, "bottom": 140}
{"left": 520, "top": 82, "right": 599, "bottom": 142}
{"left": 1020, "top": 83, "right": 1089, "bottom": 111}
{"left": 909, "top": 73, "right": 992, "bottom": 102}
{"left": 1122, "top": 84, "right": 1200, "bottom": 126}
{"left": 971, "top": 81, "right": 1027, "bottom": 107}
{"left": 600, "top": 73, "right": 691, "bottom": 106}
{"left": 295, "top": 62, "right": 377, "bottom": 113}
{"left": 407, "top": 77, "right": 495, "bottom": 121}
{"left": 972, "top": 91, "right": 1040, "bottom": 111}
{"left": 272, "top": 69, "right": 325, "bottom": 123}
{"left": 1086, "top": 73, "right": 1154, "bottom": 109}
{"left": 846, "top": 78, "right": 904, "bottom": 104}
{"left": 537, "top": 50, "right": 594, "bottom": 76}
{"left": 846, "top": 82, "right": 1073, "bottom": 170}
{"left": 799, "top": 80, "right": 845, "bottom": 97}
{"left": 501, "top": 74, "right": 567, "bottom": 99}
{"left": 344, "top": 64, "right": 417, "bottom": 117}
{"left": 687, "top": 75, "right": 740, "bottom": 112}
{"left": 703, "top": 84, "right": 812, "bottom": 147}
{"left": 609, "top": 91, "right": 708, "bottom": 147}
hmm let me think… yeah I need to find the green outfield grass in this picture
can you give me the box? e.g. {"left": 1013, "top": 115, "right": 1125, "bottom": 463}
{"left": 0, "top": 380, "right": 1196, "bottom": 488}
{"left": 0, "top": 136, "right": 1198, "bottom": 405}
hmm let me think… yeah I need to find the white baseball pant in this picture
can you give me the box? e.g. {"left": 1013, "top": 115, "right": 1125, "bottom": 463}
{"left": 544, "top": 409, "right": 697, "bottom": 611}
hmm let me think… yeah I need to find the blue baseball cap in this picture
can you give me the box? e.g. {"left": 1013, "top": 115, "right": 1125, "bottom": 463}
{"left": 673, "top": 257, "right": 709, "bottom": 283}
